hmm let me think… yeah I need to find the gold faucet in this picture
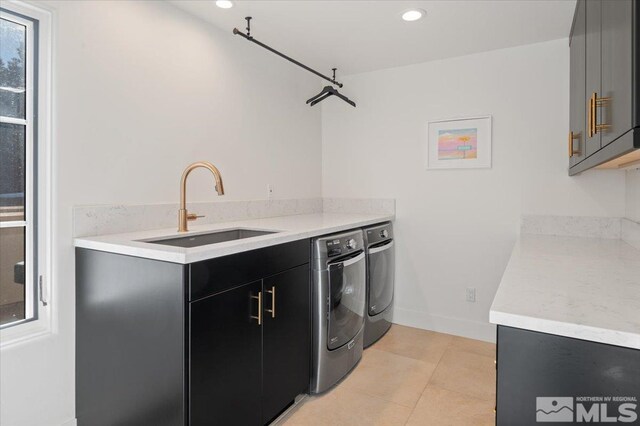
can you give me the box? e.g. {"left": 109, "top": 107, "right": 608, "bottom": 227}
{"left": 178, "top": 161, "right": 225, "bottom": 232}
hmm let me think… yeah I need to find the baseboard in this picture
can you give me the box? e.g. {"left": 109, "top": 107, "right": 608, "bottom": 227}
{"left": 621, "top": 218, "right": 640, "bottom": 250}
{"left": 61, "top": 419, "right": 77, "bottom": 426}
{"left": 392, "top": 307, "right": 497, "bottom": 343}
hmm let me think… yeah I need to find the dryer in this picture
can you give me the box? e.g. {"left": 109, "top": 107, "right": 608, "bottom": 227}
{"left": 363, "top": 222, "right": 395, "bottom": 348}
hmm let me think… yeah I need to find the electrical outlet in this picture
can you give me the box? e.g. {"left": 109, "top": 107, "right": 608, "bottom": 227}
{"left": 466, "top": 287, "right": 476, "bottom": 303}
{"left": 267, "top": 184, "right": 274, "bottom": 199}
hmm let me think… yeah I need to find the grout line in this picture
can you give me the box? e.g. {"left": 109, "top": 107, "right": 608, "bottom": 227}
{"left": 403, "top": 341, "right": 451, "bottom": 425}
{"left": 427, "top": 383, "right": 496, "bottom": 404}
{"left": 404, "top": 335, "right": 497, "bottom": 424}
{"left": 368, "top": 345, "right": 442, "bottom": 366}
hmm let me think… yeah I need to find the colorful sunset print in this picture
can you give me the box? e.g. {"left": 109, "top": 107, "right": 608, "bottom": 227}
{"left": 437, "top": 128, "right": 478, "bottom": 160}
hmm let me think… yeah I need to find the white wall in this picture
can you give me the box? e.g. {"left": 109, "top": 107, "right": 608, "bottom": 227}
{"left": 626, "top": 169, "right": 640, "bottom": 222}
{"left": 1, "top": 4, "right": 632, "bottom": 425}
{"left": 0, "top": 1, "right": 321, "bottom": 425}
{"left": 321, "top": 39, "right": 626, "bottom": 342}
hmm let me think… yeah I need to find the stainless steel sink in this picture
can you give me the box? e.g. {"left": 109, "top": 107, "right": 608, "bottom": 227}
{"left": 142, "top": 229, "right": 279, "bottom": 248}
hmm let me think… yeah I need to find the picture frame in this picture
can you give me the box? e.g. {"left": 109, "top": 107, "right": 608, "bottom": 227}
{"left": 426, "top": 115, "right": 492, "bottom": 170}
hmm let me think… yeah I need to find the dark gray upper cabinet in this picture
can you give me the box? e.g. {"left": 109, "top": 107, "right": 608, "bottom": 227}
{"left": 585, "top": 0, "right": 602, "bottom": 157}
{"left": 570, "top": 0, "right": 587, "bottom": 166}
{"left": 601, "top": 0, "right": 633, "bottom": 147}
{"left": 569, "top": 0, "right": 640, "bottom": 175}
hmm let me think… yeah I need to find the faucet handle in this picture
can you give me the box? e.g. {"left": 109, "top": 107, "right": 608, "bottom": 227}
{"left": 186, "top": 213, "right": 205, "bottom": 221}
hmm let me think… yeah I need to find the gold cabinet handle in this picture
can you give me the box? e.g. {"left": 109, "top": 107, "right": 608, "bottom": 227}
{"left": 568, "top": 131, "right": 573, "bottom": 157}
{"left": 595, "top": 94, "right": 611, "bottom": 133}
{"left": 591, "top": 93, "right": 612, "bottom": 134}
{"left": 587, "top": 92, "right": 596, "bottom": 138}
{"left": 568, "top": 131, "right": 580, "bottom": 157}
{"left": 250, "top": 291, "right": 262, "bottom": 325}
{"left": 265, "top": 286, "right": 276, "bottom": 318}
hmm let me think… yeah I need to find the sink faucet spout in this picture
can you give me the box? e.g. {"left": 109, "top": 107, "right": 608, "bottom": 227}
{"left": 178, "top": 161, "right": 225, "bottom": 232}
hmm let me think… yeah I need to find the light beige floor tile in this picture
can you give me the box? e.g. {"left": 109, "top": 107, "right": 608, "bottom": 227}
{"left": 449, "top": 335, "right": 496, "bottom": 358}
{"left": 339, "top": 348, "right": 437, "bottom": 408}
{"left": 281, "top": 330, "right": 497, "bottom": 425}
{"left": 372, "top": 325, "right": 453, "bottom": 364}
{"left": 428, "top": 348, "right": 496, "bottom": 401}
{"left": 406, "top": 385, "right": 495, "bottom": 426}
{"left": 281, "top": 385, "right": 413, "bottom": 426}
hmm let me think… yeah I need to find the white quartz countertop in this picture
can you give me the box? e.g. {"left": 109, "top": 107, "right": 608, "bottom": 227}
{"left": 490, "top": 235, "right": 640, "bottom": 350}
{"left": 74, "top": 212, "right": 393, "bottom": 264}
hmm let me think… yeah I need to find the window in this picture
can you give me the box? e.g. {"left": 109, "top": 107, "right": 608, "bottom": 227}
{"left": 0, "top": 6, "right": 43, "bottom": 331}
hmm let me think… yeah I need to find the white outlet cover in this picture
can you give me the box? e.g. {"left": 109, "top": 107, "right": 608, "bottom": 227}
{"left": 466, "top": 287, "right": 476, "bottom": 302}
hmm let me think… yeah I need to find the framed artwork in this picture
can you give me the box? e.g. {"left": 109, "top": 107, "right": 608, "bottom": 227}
{"left": 426, "top": 115, "right": 492, "bottom": 169}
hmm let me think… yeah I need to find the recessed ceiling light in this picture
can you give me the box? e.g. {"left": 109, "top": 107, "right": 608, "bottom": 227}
{"left": 401, "top": 9, "right": 426, "bottom": 22}
{"left": 216, "top": 0, "right": 234, "bottom": 9}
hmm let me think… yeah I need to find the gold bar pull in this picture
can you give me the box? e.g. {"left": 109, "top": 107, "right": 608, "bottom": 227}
{"left": 588, "top": 93, "right": 596, "bottom": 138}
{"left": 250, "top": 292, "right": 262, "bottom": 325}
{"left": 265, "top": 286, "right": 276, "bottom": 318}
{"left": 568, "top": 131, "right": 573, "bottom": 157}
{"left": 593, "top": 94, "right": 612, "bottom": 134}
{"left": 568, "top": 131, "right": 580, "bottom": 157}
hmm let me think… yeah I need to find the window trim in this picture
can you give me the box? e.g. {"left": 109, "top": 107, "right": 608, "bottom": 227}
{"left": 0, "top": 0, "right": 52, "bottom": 347}
{"left": 0, "top": 9, "right": 36, "bottom": 328}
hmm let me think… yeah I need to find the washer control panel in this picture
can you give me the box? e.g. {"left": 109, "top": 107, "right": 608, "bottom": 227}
{"left": 326, "top": 236, "right": 359, "bottom": 257}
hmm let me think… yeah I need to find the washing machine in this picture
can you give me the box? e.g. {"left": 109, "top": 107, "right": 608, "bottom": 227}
{"left": 310, "top": 229, "right": 366, "bottom": 394}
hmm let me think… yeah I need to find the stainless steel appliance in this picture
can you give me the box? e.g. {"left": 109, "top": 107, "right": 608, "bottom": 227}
{"left": 311, "top": 230, "right": 366, "bottom": 394}
{"left": 363, "top": 222, "right": 395, "bottom": 348}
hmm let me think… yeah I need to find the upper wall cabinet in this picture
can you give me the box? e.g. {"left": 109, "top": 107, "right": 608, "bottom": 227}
{"left": 569, "top": 0, "right": 640, "bottom": 175}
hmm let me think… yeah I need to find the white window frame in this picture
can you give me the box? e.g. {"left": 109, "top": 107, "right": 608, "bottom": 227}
{"left": 0, "top": 0, "right": 52, "bottom": 347}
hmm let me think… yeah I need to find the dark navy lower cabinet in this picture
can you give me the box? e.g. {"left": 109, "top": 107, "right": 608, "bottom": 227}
{"left": 496, "top": 325, "right": 640, "bottom": 425}
{"left": 189, "top": 280, "right": 264, "bottom": 426}
{"left": 76, "top": 250, "right": 186, "bottom": 426}
{"left": 76, "top": 239, "right": 311, "bottom": 426}
{"left": 261, "top": 265, "right": 311, "bottom": 424}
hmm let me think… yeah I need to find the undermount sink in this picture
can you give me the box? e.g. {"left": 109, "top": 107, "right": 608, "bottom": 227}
{"left": 142, "top": 228, "right": 279, "bottom": 248}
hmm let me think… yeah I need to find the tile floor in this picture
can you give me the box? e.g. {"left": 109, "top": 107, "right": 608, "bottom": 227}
{"left": 280, "top": 325, "right": 496, "bottom": 426}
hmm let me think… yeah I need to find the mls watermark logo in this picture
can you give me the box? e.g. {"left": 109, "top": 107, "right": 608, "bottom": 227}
{"left": 536, "top": 397, "right": 574, "bottom": 422}
{"left": 536, "top": 396, "right": 638, "bottom": 423}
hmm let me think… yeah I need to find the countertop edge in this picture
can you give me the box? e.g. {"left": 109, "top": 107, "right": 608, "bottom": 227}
{"left": 74, "top": 214, "right": 394, "bottom": 264}
{"left": 489, "top": 234, "right": 640, "bottom": 351}
{"left": 489, "top": 309, "right": 640, "bottom": 350}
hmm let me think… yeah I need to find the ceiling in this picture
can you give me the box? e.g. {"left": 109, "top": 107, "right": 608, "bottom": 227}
{"left": 169, "top": 0, "right": 576, "bottom": 76}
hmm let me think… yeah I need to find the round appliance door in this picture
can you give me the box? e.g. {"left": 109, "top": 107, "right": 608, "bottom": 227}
{"left": 367, "top": 240, "right": 394, "bottom": 316}
{"left": 326, "top": 251, "right": 366, "bottom": 350}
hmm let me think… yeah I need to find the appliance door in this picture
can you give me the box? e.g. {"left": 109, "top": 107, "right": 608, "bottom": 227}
{"left": 367, "top": 240, "right": 394, "bottom": 316}
{"left": 326, "top": 251, "right": 366, "bottom": 350}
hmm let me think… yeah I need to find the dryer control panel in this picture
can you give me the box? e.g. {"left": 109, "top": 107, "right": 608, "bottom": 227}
{"left": 364, "top": 222, "right": 394, "bottom": 247}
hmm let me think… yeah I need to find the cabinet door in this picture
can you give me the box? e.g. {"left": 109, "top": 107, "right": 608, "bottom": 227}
{"left": 600, "top": 0, "right": 633, "bottom": 147}
{"left": 570, "top": 0, "right": 587, "bottom": 166}
{"left": 585, "top": 0, "right": 602, "bottom": 156}
{"left": 496, "top": 326, "right": 640, "bottom": 424}
{"left": 262, "top": 265, "right": 311, "bottom": 424}
{"left": 189, "top": 280, "right": 263, "bottom": 426}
